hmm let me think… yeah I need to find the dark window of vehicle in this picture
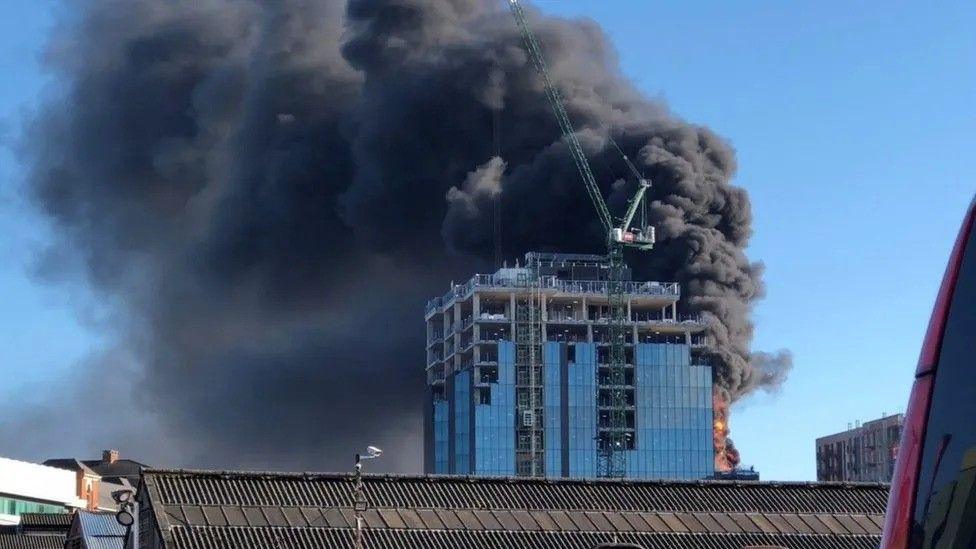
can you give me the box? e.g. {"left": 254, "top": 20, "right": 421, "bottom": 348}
{"left": 912, "top": 214, "right": 976, "bottom": 547}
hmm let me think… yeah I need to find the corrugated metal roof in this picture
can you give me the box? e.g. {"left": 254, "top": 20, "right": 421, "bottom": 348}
{"left": 84, "top": 538, "right": 124, "bottom": 549}
{"left": 76, "top": 511, "right": 125, "bottom": 537}
{"left": 0, "top": 534, "right": 65, "bottom": 549}
{"left": 145, "top": 470, "right": 887, "bottom": 514}
{"left": 168, "top": 528, "right": 881, "bottom": 549}
{"left": 17, "top": 514, "right": 72, "bottom": 529}
{"left": 158, "top": 504, "right": 882, "bottom": 536}
{"left": 141, "top": 470, "right": 888, "bottom": 549}
{"left": 71, "top": 511, "right": 125, "bottom": 549}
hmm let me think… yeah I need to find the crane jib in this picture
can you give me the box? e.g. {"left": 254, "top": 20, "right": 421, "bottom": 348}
{"left": 508, "top": 0, "right": 653, "bottom": 248}
{"left": 509, "top": 0, "right": 613, "bottom": 234}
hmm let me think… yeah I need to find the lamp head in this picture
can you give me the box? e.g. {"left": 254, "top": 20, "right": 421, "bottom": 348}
{"left": 116, "top": 510, "right": 134, "bottom": 527}
{"left": 111, "top": 489, "right": 133, "bottom": 504}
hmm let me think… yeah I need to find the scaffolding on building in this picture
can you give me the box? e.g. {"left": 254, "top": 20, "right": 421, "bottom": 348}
{"left": 514, "top": 256, "right": 544, "bottom": 476}
{"left": 598, "top": 246, "right": 631, "bottom": 478}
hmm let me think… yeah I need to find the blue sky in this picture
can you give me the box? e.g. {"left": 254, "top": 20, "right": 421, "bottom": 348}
{"left": 1, "top": 0, "right": 974, "bottom": 480}
{"left": 1, "top": 2, "right": 97, "bottom": 394}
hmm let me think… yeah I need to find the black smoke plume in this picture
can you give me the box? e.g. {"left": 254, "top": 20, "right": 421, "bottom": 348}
{"left": 8, "top": 0, "right": 790, "bottom": 471}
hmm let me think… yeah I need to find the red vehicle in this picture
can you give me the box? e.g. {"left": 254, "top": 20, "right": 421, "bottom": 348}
{"left": 882, "top": 197, "right": 976, "bottom": 548}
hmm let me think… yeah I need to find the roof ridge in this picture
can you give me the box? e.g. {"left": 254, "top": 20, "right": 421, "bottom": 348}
{"left": 140, "top": 469, "right": 889, "bottom": 489}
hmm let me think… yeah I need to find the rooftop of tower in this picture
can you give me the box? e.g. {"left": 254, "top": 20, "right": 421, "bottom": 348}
{"left": 426, "top": 252, "right": 681, "bottom": 317}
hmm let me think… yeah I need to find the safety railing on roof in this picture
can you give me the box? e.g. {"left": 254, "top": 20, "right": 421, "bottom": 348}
{"left": 542, "top": 277, "right": 680, "bottom": 298}
{"left": 631, "top": 313, "right": 704, "bottom": 324}
{"left": 427, "top": 274, "right": 680, "bottom": 314}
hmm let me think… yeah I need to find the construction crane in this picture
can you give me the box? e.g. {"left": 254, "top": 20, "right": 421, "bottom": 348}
{"left": 508, "top": 0, "right": 655, "bottom": 478}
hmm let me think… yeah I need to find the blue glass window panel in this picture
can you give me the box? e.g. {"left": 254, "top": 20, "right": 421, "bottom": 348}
{"left": 473, "top": 341, "right": 515, "bottom": 476}
{"left": 632, "top": 344, "right": 714, "bottom": 480}
{"left": 543, "top": 342, "right": 562, "bottom": 478}
{"left": 454, "top": 370, "right": 471, "bottom": 474}
{"left": 567, "top": 343, "right": 597, "bottom": 478}
{"left": 433, "top": 400, "right": 450, "bottom": 474}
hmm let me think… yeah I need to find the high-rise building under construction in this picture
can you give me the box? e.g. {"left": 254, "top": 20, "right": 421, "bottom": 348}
{"left": 424, "top": 252, "right": 714, "bottom": 479}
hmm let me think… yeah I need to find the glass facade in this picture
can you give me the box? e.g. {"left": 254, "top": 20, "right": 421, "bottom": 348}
{"left": 568, "top": 343, "right": 598, "bottom": 477}
{"left": 432, "top": 341, "right": 713, "bottom": 479}
{"left": 432, "top": 399, "right": 449, "bottom": 474}
{"left": 474, "top": 342, "right": 516, "bottom": 475}
{"left": 543, "top": 342, "right": 562, "bottom": 478}
{"left": 628, "top": 343, "right": 714, "bottom": 479}
{"left": 453, "top": 369, "right": 471, "bottom": 474}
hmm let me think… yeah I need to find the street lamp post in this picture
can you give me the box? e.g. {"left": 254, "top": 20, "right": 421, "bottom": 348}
{"left": 353, "top": 446, "right": 382, "bottom": 549}
{"left": 112, "top": 489, "right": 139, "bottom": 549}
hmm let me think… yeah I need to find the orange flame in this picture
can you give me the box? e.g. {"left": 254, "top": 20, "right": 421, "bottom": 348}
{"left": 712, "top": 390, "right": 740, "bottom": 473}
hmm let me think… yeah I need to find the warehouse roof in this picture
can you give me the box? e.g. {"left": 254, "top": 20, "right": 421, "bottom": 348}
{"left": 0, "top": 513, "right": 71, "bottom": 549}
{"left": 16, "top": 514, "right": 73, "bottom": 531}
{"left": 141, "top": 469, "right": 889, "bottom": 549}
{"left": 0, "top": 535, "right": 66, "bottom": 549}
{"left": 65, "top": 510, "right": 126, "bottom": 549}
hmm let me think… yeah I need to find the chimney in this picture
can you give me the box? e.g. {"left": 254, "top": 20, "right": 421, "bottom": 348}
{"left": 103, "top": 449, "right": 120, "bottom": 464}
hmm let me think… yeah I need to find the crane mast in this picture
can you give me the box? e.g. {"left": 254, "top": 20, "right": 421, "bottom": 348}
{"left": 508, "top": 0, "right": 654, "bottom": 478}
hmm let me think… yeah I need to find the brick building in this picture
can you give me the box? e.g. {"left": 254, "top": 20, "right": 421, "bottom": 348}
{"left": 816, "top": 414, "right": 904, "bottom": 482}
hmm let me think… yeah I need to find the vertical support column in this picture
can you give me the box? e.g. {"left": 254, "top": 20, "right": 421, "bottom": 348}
{"left": 442, "top": 310, "right": 451, "bottom": 373}
{"left": 473, "top": 293, "right": 481, "bottom": 363}
{"left": 541, "top": 294, "right": 548, "bottom": 344}
{"left": 628, "top": 299, "right": 635, "bottom": 344}
{"left": 454, "top": 301, "right": 462, "bottom": 371}
{"left": 510, "top": 293, "right": 516, "bottom": 342}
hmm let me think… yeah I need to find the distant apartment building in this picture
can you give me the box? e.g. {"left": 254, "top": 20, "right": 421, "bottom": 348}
{"left": 424, "top": 252, "right": 714, "bottom": 479}
{"left": 816, "top": 414, "right": 904, "bottom": 482}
